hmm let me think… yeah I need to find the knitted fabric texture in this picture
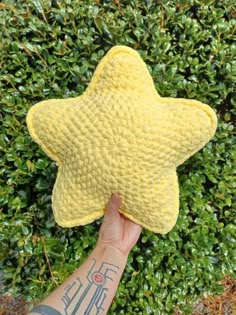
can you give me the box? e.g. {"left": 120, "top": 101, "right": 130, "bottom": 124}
{"left": 26, "top": 45, "right": 217, "bottom": 234}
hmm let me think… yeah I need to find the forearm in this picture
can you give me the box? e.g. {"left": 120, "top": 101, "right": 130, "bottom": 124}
{"left": 29, "top": 244, "right": 128, "bottom": 315}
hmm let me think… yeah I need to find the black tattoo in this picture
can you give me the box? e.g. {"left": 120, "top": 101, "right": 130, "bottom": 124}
{"left": 61, "top": 258, "right": 119, "bottom": 315}
{"left": 31, "top": 304, "right": 62, "bottom": 315}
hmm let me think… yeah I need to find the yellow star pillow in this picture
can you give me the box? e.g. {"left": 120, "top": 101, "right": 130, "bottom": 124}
{"left": 26, "top": 45, "right": 217, "bottom": 234}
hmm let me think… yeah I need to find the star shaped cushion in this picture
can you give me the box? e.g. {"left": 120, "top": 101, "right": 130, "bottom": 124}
{"left": 26, "top": 45, "right": 217, "bottom": 234}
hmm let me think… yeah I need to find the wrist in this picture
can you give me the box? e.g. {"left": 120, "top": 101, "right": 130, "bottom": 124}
{"left": 93, "top": 242, "right": 129, "bottom": 267}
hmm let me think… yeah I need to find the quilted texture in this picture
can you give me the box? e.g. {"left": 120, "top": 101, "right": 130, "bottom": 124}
{"left": 26, "top": 45, "right": 217, "bottom": 234}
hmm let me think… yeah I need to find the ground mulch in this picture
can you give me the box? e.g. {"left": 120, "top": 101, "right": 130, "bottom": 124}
{"left": 192, "top": 276, "right": 236, "bottom": 315}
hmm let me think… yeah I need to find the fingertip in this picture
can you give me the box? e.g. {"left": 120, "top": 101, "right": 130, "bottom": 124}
{"left": 113, "top": 192, "right": 120, "bottom": 198}
{"left": 108, "top": 192, "right": 121, "bottom": 209}
{"left": 103, "top": 193, "right": 121, "bottom": 224}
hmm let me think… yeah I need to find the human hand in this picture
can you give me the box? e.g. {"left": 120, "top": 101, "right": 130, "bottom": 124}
{"left": 97, "top": 193, "right": 142, "bottom": 257}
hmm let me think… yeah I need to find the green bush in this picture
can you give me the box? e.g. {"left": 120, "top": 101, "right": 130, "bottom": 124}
{"left": 0, "top": 1, "right": 235, "bottom": 314}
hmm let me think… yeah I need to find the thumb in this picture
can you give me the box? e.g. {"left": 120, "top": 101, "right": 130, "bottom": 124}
{"left": 103, "top": 193, "right": 121, "bottom": 224}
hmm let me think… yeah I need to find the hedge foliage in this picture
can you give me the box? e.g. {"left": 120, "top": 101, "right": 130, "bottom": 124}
{"left": 0, "top": 1, "right": 235, "bottom": 314}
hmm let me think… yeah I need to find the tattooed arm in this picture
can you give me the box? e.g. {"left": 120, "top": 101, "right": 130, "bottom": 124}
{"left": 29, "top": 193, "right": 142, "bottom": 315}
{"left": 29, "top": 245, "right": 126, "bottom": 315}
